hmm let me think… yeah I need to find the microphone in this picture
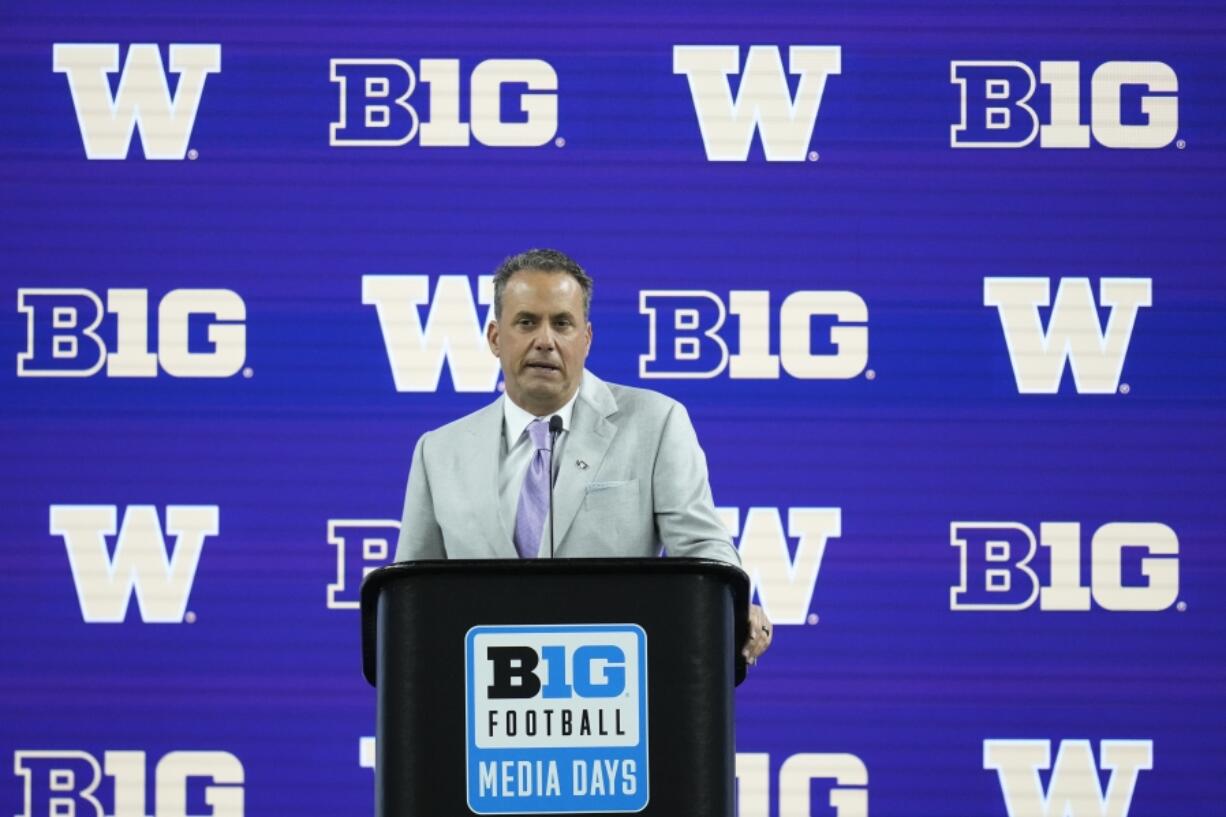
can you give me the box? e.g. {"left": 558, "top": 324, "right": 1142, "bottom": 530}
{"left": 548, "top": 415, "right": 563, "bottom": 558}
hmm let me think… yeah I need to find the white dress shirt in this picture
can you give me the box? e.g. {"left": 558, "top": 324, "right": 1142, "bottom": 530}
{"left": 498, "top": 386, "right": 580, "bottom": 557}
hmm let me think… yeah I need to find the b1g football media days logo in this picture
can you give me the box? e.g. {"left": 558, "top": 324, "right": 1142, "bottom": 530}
{"left": 466, "top": 624, "right": 648, "bottom": 814}
{"left": 53, "top": 43, "right": 221, "bottom": 160}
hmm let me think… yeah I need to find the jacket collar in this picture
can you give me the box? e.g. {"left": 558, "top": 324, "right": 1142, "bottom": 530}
{"left": 474, "top": 370, "right": 620, "bottom": 557}
{"left": 551, "top": 371, "right": 619, "bottom": 553}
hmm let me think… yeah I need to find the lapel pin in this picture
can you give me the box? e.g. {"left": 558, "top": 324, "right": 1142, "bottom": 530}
{"left": 576, "top": 459, "right": 589, "bottom": 470}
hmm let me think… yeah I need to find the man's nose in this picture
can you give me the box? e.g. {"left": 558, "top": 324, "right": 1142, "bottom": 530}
{"left": 532, "top": 325, "right": 556, "bottom": 349}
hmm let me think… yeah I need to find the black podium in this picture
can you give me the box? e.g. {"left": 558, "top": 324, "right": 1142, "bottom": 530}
{"left": 361, "top": 558, "right": 749, "bottom": 817}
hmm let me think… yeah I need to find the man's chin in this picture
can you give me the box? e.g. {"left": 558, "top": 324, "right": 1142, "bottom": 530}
{"left": 524, "top": 384, "right": 563, "bottom": 401}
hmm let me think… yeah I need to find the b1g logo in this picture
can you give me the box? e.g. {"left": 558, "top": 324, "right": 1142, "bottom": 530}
{"left": 330, "top": 58, "right": 557, "bottom": 147}
{"left": 674, "top": 45, "right": 841, "bottom": 161}
{"left": 466, "top": 624, "right": 648, "bottom": 814}
{"left": 17, "top": 288, "right": 246, "bottom": 378}
{"left": 737, "top": 753, "right": 867, "bottom": 817}
{"left": 53, "top": 43, "right": 221, "bottom": 160}
{"left": 326, "top": 518, "right": 398, "bottom": 609}
{"left": 13, "top": 749, "right": 243, "bottom": 817}
{"left": 640, "top": 290, "right": 867, "bottom": 379}
{"left": 951, "top": 521, "right": 1179, "bottom": 611}
{"left": 984, "top": 739, "right": 1152, "bottom": 817}
{"left": 951, "top": 60, "right": 1178, "bottom": 148}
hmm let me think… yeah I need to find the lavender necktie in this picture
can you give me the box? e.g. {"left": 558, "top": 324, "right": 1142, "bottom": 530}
{"left": 513, "top": 419, "right": 552, "bottom": 558}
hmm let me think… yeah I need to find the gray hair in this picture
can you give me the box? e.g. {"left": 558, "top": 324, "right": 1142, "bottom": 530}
{"left": 492, "top": 248, "right": 593, "bottom": 320}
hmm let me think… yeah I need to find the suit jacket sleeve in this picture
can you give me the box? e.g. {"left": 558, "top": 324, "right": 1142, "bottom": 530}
{"left": 395, "top": 433, "right": 446, "bottom": 561}
{"left": 652, "top": 401, "right": 741, "bottom": 566}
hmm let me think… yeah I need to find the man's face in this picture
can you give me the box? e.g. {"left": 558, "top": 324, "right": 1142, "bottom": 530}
{"left": 487, "top": 269, "right": 592, "bottom": 416}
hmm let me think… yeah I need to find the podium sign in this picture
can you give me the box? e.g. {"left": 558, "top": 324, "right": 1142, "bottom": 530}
{"left": 465, "top": 624, "right": 649, "bottom": 813}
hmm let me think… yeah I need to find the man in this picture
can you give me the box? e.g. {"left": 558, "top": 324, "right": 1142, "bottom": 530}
{"left": 395, "top": 249, "right": 771, "bottom": 664}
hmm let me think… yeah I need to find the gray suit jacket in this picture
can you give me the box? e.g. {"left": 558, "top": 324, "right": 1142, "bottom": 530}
{"left": 395, "top": 371, "right": 740, "bottom": 565}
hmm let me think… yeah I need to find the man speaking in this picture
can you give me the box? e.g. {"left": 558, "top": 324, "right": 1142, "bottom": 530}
{"left": 395, "top": 249, "right": 771, "bottom": 664}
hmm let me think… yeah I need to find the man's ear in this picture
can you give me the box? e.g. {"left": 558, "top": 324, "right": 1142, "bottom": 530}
{"left": 486, "top": 319, "right": 500, "bottom": 356}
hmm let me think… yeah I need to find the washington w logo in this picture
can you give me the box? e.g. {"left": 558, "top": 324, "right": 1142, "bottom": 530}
{"left": 362, "top": 275, "right": 499, "bottom": 392}
{"left": 985, "top": 739, "right": 1153, "bottom": 817}
{"left": 50, "top": 505, "right": 218, "bottom": 622}
{"left": 53, "top": 43, "right": 221, "bottom": 159}
{"left": 718, "top": 507, "right": 840, "bottom": 624}
{"left": 674, "top": 45, "right": 841, "bottom": 161}
{"left": 985, "top": 277, "right": 1151, "bottom": 394}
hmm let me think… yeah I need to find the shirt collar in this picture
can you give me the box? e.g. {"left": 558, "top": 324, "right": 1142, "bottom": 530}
{"left": 502, "top": 383, "right": 580, "bottom": 447}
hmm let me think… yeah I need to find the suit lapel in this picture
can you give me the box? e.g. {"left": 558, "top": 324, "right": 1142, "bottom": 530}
{"left": 465, "top": 396, "right": 519, "bottom": 558}
{"left": 552, "top": 372, "right": 618, "bottom": 554}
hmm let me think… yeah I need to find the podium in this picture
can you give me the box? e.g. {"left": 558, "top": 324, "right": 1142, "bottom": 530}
{"left": 361, "top": 558, "right": 749, "bottom": 817}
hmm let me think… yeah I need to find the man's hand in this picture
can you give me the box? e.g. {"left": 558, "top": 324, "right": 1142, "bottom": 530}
{"left": 741, "top": 603, "right": 772, "bottom": 666}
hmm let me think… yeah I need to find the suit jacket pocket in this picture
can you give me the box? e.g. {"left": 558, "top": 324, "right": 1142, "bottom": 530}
{"left": 582, "top": 478, "right": 639, "bottom": 512}
{"left": 575, "top": 479, "right": 646, "bottom": 554}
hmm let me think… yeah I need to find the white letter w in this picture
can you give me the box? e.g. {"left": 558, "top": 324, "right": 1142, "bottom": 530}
{"left": 53, "top": 43, "right": 221, "bottom": 159}
{"left": 984, "top": 277, "right": 1151, "bottom": 394}
{"left": 50, "top": 505, "right": 218, "bottom": 622}
{"left": 674, "top": 45, "right": 841, "bottom": 161}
